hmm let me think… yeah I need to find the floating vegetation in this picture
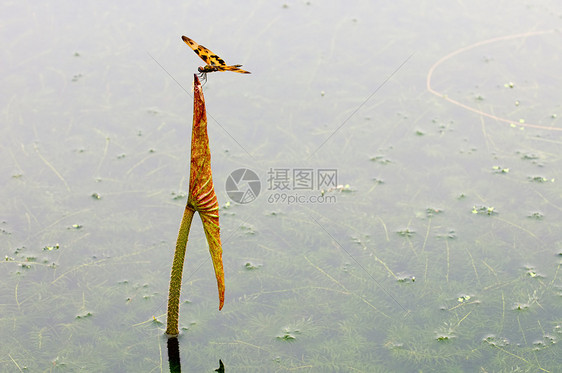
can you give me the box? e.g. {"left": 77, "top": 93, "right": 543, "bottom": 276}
{"left": 532, "top": 334, "right": 557, "bottom": 351}
{"left": 76, "top": 311, "right": 93, "bottom": 319}
{"left": 435, "top": 324, "right": 456, "bottom": 342}
{"left": 369, "top": 155, "right": 391, "bottom": 164}
{"left": 171, "top": 191, "right": 187, "bottom": 200}
{"left": 518, "top": 152, "right": 540, "bottom": 161}
{"left": 0, "top": 224, "right": 11, "bottom": 235}
{"left": 491, "top": 166, "right": 509, "bottom": 174}
{"left": 435, "top": 334, "right": 453, "bottom": 341}
{"left": 482, "top": 334, "right": 509, "bottom": 347}
{"left": 335, "top": 184, "right": 352, "bottom": 193}
{"left": 524, "top": 266, "right": 544, "bottom": 278}
{"left": 384, "top": 341, "right": 404, "bottom": 349}
{"left": 396, "top": 273, "right": 415, "bottom": 283}
{"left": 425, "top": 207, "right": 443, "bottom": 217}
{"left": 512, "top": 302, "right": 530, "bottom": 311}
{"left": 471, "top": 205, "right": 496, "bottom": 215}
{"left": 43, "top": 243, "right": 60, "bottom": 251}
{"left": 244, "top": 262, "right": 261, "bottom": 270}
{"left": 436, "top": 229, "right": 456, "bottom": 239}
{"left": 51, "top": 356, "right": 66, "bottom": 368}
{"left": 504, "top": 81, "right": 515, "bottom": 88}
{"left": 528, "top": 211, "right": 544, "bottom": 219}
{"left": 91, "top": 192, "right": 101, "bottom": 200}
{"left": 276, "top": 327, "right": 300, "bottom": 342}
{"left": 240, "top": 223, "right": 256, "bottom": 235}
{"left": 528, "top": 176, "right": 553, "bottom": 183}
{"left": 396, "top": 228, "right": 415, "bottom": 237}
{"left": 320, "top": 184, "right": 353, "bottom": 196}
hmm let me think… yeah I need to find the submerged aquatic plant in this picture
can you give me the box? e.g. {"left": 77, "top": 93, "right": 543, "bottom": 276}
{"left": 165, "top": 74, "right": 224, "bottom": 336}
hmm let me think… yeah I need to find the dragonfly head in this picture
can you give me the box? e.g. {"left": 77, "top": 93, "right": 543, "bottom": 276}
{"left": 199, "top": 65, "right": 218, "bottom": 73}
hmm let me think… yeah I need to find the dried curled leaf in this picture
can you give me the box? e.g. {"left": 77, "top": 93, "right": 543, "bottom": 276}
{"left": 188, "top": 74, "right": 224, "bottom": 310}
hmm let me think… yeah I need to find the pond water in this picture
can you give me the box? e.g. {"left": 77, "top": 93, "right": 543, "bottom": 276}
{"left": 1, "top": 1, "right": 562, "bottom": 372}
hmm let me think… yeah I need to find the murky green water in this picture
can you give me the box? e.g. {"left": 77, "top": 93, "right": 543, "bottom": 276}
{"left": 2, "top": 1, "right": 561, "bottom": 372}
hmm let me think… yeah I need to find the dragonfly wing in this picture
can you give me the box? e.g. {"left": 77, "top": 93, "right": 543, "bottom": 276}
{"left": 182, "top": 36, "right": 217, "bottom": 66}
{"left": 182, "top": 36, "right": 250, "bottom": 74}
{"left": 220, "top": 65, "right": 251, "bottom": 74}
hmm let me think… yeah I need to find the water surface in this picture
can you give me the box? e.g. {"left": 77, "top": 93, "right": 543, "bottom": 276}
{"left": 1, "top": 1, "right": 562, "bottom": 371}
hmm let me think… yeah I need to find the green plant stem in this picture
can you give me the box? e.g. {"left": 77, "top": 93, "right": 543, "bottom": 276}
{"left": 166, "top": 205, "right": 195, "bottom": 336}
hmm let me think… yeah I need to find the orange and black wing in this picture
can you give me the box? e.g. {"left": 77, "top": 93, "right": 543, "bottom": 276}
{"left": 217, "top": 65, "right": 251, "bottom": 74}
{"left": 182, "top": 35, "right": 251, "bottom": 74}
{"left": 182, "top": 36, "right": 227, "bottom": 67}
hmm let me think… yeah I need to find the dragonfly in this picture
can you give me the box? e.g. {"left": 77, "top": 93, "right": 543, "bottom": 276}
{"left": 181, "top": 36, "right": 251, "bottom": 83}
